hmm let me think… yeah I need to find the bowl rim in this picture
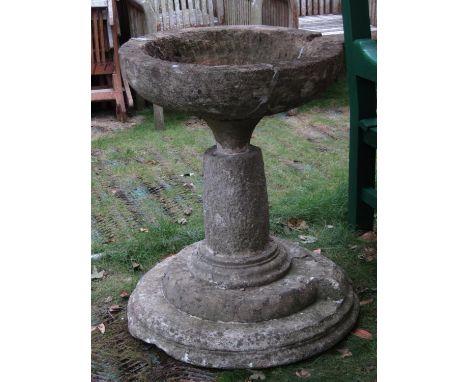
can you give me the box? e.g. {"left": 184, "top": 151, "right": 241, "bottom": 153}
{"left": 120, "top": 25, "right": 340, "bottom": 73}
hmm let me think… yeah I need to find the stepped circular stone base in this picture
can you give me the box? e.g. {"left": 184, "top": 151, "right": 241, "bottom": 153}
{"left": 128, "top": 238, "right": 359, "bottom": 369}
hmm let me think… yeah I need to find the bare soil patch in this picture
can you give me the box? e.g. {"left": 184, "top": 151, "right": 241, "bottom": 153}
{"left": 92, "top": 112, "right": 145, "bottom": 139}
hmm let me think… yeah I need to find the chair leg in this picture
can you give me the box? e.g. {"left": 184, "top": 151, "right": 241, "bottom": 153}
{"left": 111, "top": 73, "right": 126, "bottom": 122}
{"left": 153, "top": 104, "right": 165, "bottom": 130}
{"left": 349, "top": 129, "right": 376, "bottom": 230}
{"left": 348, "top": 76, "right": 376, "bottom": 230}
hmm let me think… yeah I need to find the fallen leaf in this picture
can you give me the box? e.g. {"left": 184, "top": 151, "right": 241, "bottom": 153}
{"left": 183, "top": 207, "right": 193, "bottom": 216}
{"left": 299, "top": 235, "right": 317, "bottom": 244}
{"left": 312, "top": 248, "right": 321, "bottom": 255}
{"left": 97, "top": 323, "right": 105, "bottom": 334}
{"left": 327, "top": 225, "right": 334, "bottom": 229}
{"left": 336, "top": 348, "right": 353, "bottom": 358}
{"left": 287, "top": 218, "right": 309, "bottom": 230}
{"left": 109, "top": 304, "right": 122, "bottom": 313}
{"left": 287, "top": 108, "right": 299, "bottom": 116}
{"left": 91, "top": 325, "right": 97, "bottom": 332}
{"left": 359, "top": 298, "right": 374, "bottom": 306}
{"left": 119, "top": 291, "right": 129, "bottom": 299}
{"left": 104, "top": 296, "right": 113, "bottom": 303}
{"left": 131, "top": 261, "right": 141, "bottom": 270}
{"left": 183, "top": 182, "right": 196, "bottom": 191}
{"left": 359, "top": 231, "right": 376, "bottom": 242}
{"left": 364, "top": 247, "right": 376, "bottom": 262}
{"left": 177, "top": 218, "right": 188, "bottom": 225}
{"left": 352, "top": 328, "right": 372, "bottom": 340}
{"left": 295, "top": 369, "right": 311, "bottom": 378}
{"left": 180, "top": 173, "right": 195, "bottom": 177}
{"left": 91, "top": 266, "right": 105, "bottom": 280}
{"left": 139, "top": 227, "right": 149, "bottom": 233}
{"left": 248, "top": 371, "right": 266, "bottom": 381}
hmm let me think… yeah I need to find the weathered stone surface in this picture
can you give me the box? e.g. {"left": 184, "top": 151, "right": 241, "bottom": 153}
{"left": 122, "top": 26, "right": 356, "bottom": 369}
{"left": 128, "top": 239, "right": 359, "bottom": 369}
{"left": 120, "top": 26, "right": 344, "bottom": 120}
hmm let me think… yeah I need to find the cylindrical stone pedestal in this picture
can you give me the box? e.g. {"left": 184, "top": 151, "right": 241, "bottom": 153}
{"left": 128, "top": 118, "right": 359, "bottom": 369}
{"left": 188, "top": 145, "right": 291, "bottom": 288}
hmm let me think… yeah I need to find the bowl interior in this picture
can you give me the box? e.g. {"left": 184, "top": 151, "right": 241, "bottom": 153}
{"left": 144, "top": 28, "right": 320, "bottom": 66}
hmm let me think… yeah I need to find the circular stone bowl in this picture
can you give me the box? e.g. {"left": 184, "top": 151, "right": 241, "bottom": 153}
{"left": 120, "top": 26, "right": 344, "bottom": 120}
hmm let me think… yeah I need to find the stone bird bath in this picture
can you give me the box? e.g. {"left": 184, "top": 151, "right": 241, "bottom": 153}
{"left": 120, "top": 26, "right": 359, "bottom": 369}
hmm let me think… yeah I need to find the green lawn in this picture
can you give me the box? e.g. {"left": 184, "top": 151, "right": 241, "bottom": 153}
{"left": 91, "top": 77, "right": 377, "bottom": 382}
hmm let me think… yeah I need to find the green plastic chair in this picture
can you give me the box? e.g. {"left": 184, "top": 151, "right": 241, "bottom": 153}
{"left": 342, "top": 0, "right": 377, "bottom": 230}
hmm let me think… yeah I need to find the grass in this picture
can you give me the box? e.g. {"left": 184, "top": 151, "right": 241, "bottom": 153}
{"left": 91, "top": 77, "right": 377, "bottom": 381}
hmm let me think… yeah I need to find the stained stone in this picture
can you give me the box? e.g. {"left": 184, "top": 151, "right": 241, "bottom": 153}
{"left": 120, "top": 26, "right": 358, "bottom": 369}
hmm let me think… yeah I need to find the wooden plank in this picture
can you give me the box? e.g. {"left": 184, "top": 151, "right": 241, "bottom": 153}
{"left": 313, "top": 0, "right": 318, "bottom": 15}
{"left": 216, "top": 0, "right": 224, "bottom": 24}
{"left": 207, "top": 0, "right": 215, "bottom": 25}
{"left": 331, "top": 0, "right": 339, "bottom": 14}
{"left": 123, "top": 77, "right": 134, "bottom": 108}
{"left": 91, "top": 88, "right": 116, "bottom": 102}
{"left": 98, "top": 11, "right": 106, "bottom": 63}
{"left": 161, "top": 0, "right": 168, "bottom": 30}
{"left": 107, "top": 0, "right": 114, "bottom": 25}
{"left": 181, "top": 0, "right": 189, "bottom": 27}
{"left": 301, "top": 0, "right": 307, "bottom": 16}
{"left": 92, "top": 11, "right": 101, "bottom": 65}
{"left": 325, "top": 0, "right": 330, "bottom": 14}
{"left": 306, "top": 0, "right": 312, "bottom": 16}
{"left": 171, "top": 0, "right": 178, "bottom": 28}
{"left": 91, "top": 30, "right": 95, "bottom": 69}
{"left": 154, "top": 0, "right": 160, "bottom": 31}
{"left": 319, "top": 0, "right": 324, "bottom": 15}
{"left": 194, "top": 0, "right": 202, "bottom": 26}
{"left": 187, "top": 0, "right": 194, "bottom": 26}
{"left": 153, "top": 104, "right": 165, "bottom": 130}
{"left": 167, "top": 0, "right": 175, "bottom": 29}
{"left": 200, "top": 0, "right": 208, "bottom": 25}
{"left": 92, "top": 0, "right": 108, "bottom": 7}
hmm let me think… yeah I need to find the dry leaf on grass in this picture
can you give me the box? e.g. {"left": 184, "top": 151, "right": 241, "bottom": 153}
{"left": 119, "top": 290, "right": 129, "bottom": 299}
{"left": 287, "top": 218, "right": 309, "bottom": 231}
{"left": 248, "top": 371, "right": 266, "bottom": 380}
{"left": 295, "top": 369, "right": 311, "bottom": 378}
{"left": 299, "top": 235, "right": 317, "bottom": 244}
{"left": 92, "top": 323, "right": 106, "bottom": 334}
{"left": 312, "top": 248, "right": 321, "bottom": 255}
{"left": 359, "top": 298, "right": 374, "bottom": 306}
{"left": 352, "top": 328, "right": 373, "bottom": 340}
{"left": 139, "top": 227, "right": 149, "bottom": 233}
{"left": 131, "top": 261, "right": 141, "bottom": 270}
{"left": 109, "top": 304, "right": 122, "bottom": 313}
{"left": 177, "top": 218, "right": 188, "bottom": 225}
{"left": 183, "top": 207, "right": 193, "bottom": 216}
{"left": 358, "top": 247, "right": 376, "bottom": 262}
{"left": 91, "top": 266, "right": 105, "bottom": 280}
{"left": 336, "top": 348, "right": 353, "bottom": 358}
{"left": 359, "top": 231, "right": 376, "bottom": 242}
{"left": 104, "top": 296, "right": 113, "bottom": 303}
{"left": 183, "top": 182, "right": 196, "bottom": 191}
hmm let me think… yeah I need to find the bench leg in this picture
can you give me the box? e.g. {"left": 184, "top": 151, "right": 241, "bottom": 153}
{"left": 348, "top": 76, "right": 376, "bottom": 230}
{"left": 153, "top": 104, "right": 165, "bottom": 130}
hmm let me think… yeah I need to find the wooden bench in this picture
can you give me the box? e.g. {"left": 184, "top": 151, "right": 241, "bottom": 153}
{"left": 91, "top": 0, "right": 133, "bottom": 121}
{"left": 221, "top": 0, "right": 298, "bottom": 28}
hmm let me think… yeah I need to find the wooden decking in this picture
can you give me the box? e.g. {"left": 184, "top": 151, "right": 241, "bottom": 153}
{"left": 299, "top": 14, "right": 377, "bottom": 35}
